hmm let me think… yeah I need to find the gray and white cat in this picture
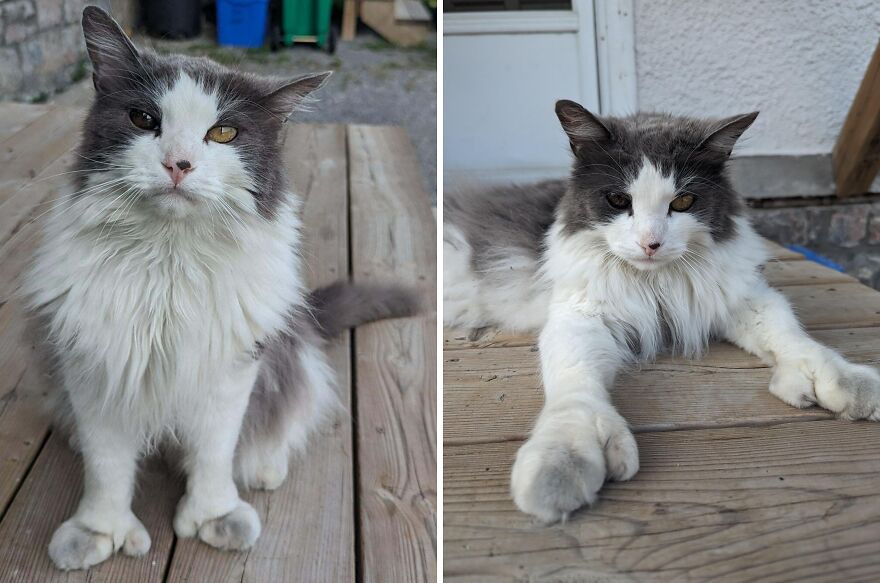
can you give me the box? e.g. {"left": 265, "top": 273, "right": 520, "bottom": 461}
{"left": 443, "top": 100, "right": 880, "bottom": 522}
{"left": 21, "top": 7, "right": 416, "bottom": 570}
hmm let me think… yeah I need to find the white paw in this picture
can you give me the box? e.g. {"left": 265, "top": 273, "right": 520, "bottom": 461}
{"left": 236, "top": 453, "right": 289, "bottom": 491}
{"left": 174, "top": 496, "right": 261, "bottom": 551}
{"left": 769, "top": 362, "right": 817, "bottom": 408}
{"left": 773, "top": 357, "right": 880, "bottom": 421}
{"left": 511, "top": 409, "right": 638, "bottom": 523}
{"left": 48, "top": 514, "right": 150, "bottom": 571}
{"left": 197, "top": 502, "right": 261, "bottom": 551}
{"left": 819, "top": 362, "right": 880, "bottom": 421}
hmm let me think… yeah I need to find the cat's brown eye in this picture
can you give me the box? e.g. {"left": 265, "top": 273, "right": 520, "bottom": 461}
{"left": 129, "top": 109, "right": 159, "bottom": 131}
{"left": 670, "top": 194, "right": 695, "bottom": 212}
{"left": 206, "top": 126, "right": 238, "bottom": 144}
{"left": 606, "top": 193, "right": 631, "bottom": 210}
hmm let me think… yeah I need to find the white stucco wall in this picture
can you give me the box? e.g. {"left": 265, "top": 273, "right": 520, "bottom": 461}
{"left": 634, "top": 0, "right": 880, "bottom": 157}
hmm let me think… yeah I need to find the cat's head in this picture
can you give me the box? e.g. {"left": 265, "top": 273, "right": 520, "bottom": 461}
{"left": 74, "top": 6, "right": 330, "bottom": 221}
{"left": 555, "top": 100, "right": 757, "bottom": 271}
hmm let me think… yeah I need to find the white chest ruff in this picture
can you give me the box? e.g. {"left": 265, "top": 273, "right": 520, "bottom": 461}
{"left": 543, "top": 217, "right": 769, "bottom": 360}
{"left": 24, "top": 197, "right": 303, "bottom": 419}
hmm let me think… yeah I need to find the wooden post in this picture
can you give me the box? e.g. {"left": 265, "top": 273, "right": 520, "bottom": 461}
{"left": 342, "top": 0, "right": 358, "bottom": 41}
{"left": 833, "top": 39, "right": 880, "bottom": 197}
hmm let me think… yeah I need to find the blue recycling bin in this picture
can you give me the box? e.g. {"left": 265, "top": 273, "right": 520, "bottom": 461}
{"left": 217, "top": 0, "right": 271, "bottom": 48}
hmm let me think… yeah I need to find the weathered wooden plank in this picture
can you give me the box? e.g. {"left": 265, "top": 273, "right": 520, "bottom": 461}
{"left": 761, "top": 258, "right": 856, "bottom": 286}
{"left": 0, "top": 104, "right": 50, "bottom": 141}
{"left": 0, "top": 433, "right": 180, "bottom": 583}
{"left": 0, "top": 107, "right": 83, "bottom": 194}
{"left": 445, "top": 327, "right": 880, "bottom": 444}
{"left": 0, "top": 300, "right": 29, "bottom": 400}
{"left": 0, "top": 365, "right": 50, "bottom": 521}
{"left": 444, "top": 420, "right": 880, "bottom": 582}
{"left": 781, "top": 282, "right": 880, "bottom": 330}
{"left": 833, "top": 39, "right": 880, "bottom": 197}
{"left": 348, "top": 125, "right": 437, "bottom": 582}
{"left": 165, "top": 124, "right": 357, "bottom": 581}
{"left": 0, "top": 150, "right": 78, "bottom": 250}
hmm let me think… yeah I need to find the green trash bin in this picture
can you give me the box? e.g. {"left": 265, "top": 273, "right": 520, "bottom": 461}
{"left": 276, "top": 0, "right": 337, "bottom": 53}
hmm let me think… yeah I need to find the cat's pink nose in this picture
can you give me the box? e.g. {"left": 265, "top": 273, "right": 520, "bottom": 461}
{"left": 640, "top": 240, "right": 662, "bottom": 257}
{"left": 163, "top": 158, "right": 194, "bottom": 186}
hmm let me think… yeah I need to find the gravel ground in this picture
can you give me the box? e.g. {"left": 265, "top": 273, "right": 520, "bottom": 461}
{"left": 143, "top": 30, "right": 437, "bottom": 200}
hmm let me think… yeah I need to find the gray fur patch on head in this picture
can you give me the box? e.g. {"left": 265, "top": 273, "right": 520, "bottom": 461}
{"left": 555, "top": 100, "right": 757, "bottom": 241}
{"left": 77, "top": 7, "right": 330, "bottom": 218}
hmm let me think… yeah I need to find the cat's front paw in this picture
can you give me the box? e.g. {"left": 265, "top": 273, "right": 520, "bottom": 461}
{"left": 48, "top": 513, "right": 150, "bottom": 570}
{"left": 174, "top": 496, "right": 261, "bottom": 551}
{"left": 820, "top": 362, "right": 880, "bottom": 421}
{"left": 510, "top": 414, "right": 638, "bottom": 523}
{"left": 772, "top": 357, "right": 880, "bottom": 420}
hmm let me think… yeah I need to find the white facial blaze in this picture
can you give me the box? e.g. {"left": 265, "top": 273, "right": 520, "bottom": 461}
{"left": 628, "top": 158, "right": 674, "bottom": 248}
{"left": 158, "top": 73, "right": 218, "bottom": 167}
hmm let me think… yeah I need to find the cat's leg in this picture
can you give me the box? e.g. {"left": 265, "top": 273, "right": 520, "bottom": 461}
{"left": 173, "top": 363, "right": 261, "bottom": 551}
{"left": 48, "top": 407, "right": 149, "bottom": 570}
{"left": 235, "top": 333, "right": 339, "bottom": 491}
{"left": 723, "top": 280, "right": 880, "bottom": 419}
{"left": 511, "top": 306, "right": 638, "bottom": 522}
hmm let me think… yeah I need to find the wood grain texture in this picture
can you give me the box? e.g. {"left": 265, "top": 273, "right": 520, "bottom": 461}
{"left": 0, "top": 365, "right": 50, "bottom": 521}
{"left": 445, "top": 420, "right": 880, "bottom": 583}
{"left": 0, "top": 104, "right": 50, "bottom": 142}
{"left": 164, "top": 124, "right": 358, "bottom": 582}
{"left": 445, "top": 327, "right": 880, "bottom": 444}
{"left": 833, "top": 39, "right": 880, "bottom": 197}
{"left": 0, "top": 107, "right": 83, "bottom": 201}
{"left": 0, "top": 300, "right": 29, "bottom": 400}
{"left": 348, "top": 125, "right": 437, "bottom": 582}
{"left": 0, "top": 433, "right": 180, "bottom": 583}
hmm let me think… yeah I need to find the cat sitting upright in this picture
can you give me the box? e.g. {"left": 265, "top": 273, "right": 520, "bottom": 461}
{"left": 21, "top": 7, "right": 417, "bottom": 570}
{"left": 443, "top": 100, "right": 880, "bottom": 522}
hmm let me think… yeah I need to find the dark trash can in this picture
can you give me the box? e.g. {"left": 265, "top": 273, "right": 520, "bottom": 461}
{"left": 144, "top": 0, "right": 202, "bottom": 39}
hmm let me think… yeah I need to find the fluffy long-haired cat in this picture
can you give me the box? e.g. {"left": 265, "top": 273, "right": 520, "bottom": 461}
{"left": 444, "top": 99, "right": 880, "bottom": 522}
{"left": 21, "top": 7, "right": 417, "bottom": 570}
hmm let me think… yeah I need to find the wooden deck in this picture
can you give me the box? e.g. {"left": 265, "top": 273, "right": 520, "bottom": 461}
{"left": 0, "top": 106, "right": 436, "bottom": 581}
{"left": 444, "top": 245, "right": 880, "bottom": 581}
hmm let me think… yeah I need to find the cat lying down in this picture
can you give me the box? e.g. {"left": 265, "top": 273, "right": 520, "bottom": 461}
{"left": 444, "top": 100, "right": 880, "bottom": 523}
{"left": 21, "top": 7, "right": 418, "bottom": 570}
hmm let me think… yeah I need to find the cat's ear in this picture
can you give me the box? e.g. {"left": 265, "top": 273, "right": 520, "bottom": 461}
{"left": 82, "top": 6, "right": 140, "bottom": 93}
{"left": 555, "top": 100, "right": 612, "bottom": 155}
{"left": 263, "top": 72, "right": 333, "bottom": 119}
{"left": 698, "top": 112, "right": 759, "bottom": 158}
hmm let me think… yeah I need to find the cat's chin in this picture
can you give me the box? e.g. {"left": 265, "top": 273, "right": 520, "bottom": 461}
{"left": 623, "top": 256, "right": 674, "bottom": 271}
{"left": 147, "top": 188, "right": 203, "bottom": 218}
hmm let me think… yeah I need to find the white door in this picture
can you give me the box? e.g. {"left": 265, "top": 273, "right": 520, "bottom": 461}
{"left": 444, "top": 0, "right": 635, "bottom": 186}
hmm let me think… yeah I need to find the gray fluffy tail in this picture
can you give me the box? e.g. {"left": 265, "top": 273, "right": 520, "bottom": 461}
{"left": 307, "top": 281, "right": 422, "bottom": 339}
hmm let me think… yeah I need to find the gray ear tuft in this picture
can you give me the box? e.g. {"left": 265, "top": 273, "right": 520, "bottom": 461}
{"left": 555, "top": 100, "right": 612, "bottom": 155}
{"left": 82, "top": 6, "right": 140, "bottom": 92}
{"left": 263, "top": 71, "right": 333, "bottom": 119}
{"left": 698, "top": 111, "right": 759, "bottom": 157}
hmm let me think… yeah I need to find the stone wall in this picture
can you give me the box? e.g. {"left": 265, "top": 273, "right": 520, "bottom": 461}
{"left": 749, "top": 199, "right": 880, "bottom": 289}
{"left": 0, "top": 0, "right": 112, "bottom": 101}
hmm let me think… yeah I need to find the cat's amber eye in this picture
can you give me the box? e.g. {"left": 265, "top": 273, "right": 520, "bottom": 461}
{"left": 670, "top": 194, "right": 695, "bottom": 212}
{"left": 606, "top": 193, "right": 631, "bottom": 210}
{"left": 206, "top": 126, "right": 238, "bottom": 144}
{"left": 129, "top": 109, "right": 159, "bottom": 131}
